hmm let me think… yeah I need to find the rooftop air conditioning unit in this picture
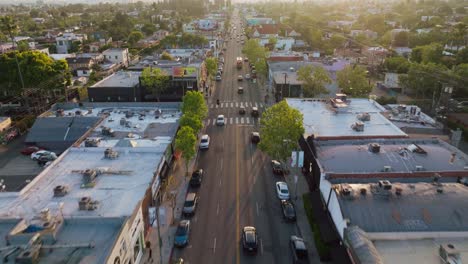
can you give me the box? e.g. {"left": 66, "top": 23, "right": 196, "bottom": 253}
{"left": 78, "top": 196, "right": 98, "bottom": 211}
{"left": 104, "top": 148, "right": 119, "bottom": 159}
{"left": 378, "top": 180, "right": 392, "bottom": 190}
{"left": 415, "top": 165, "right": 424, "bottom": 171}
{"left": 53, "top": 185, "right": 69, "bottom": 197}
{"left": 101, "top": 127, "right": 115, "bottom": 137}
{"left": 368, "top": 143, "right": 380, "bottom": 153}
{"left": 439, "top": 244, "right": 461, "bottom": 264}
{"left": 383, "top": 166, "right": 392, "bottom": 172}
{"left": 85, "top": 138, "right": 100, "bottom": 147}
{"left": 83, "top": 169, "right": 97, "bottom": 183}
{"left": 352, "top": 122, "right": 364, "bottom": 132}
{"left": 16, "top": 246, "right": 41, "bottom": 264}
{"left": 357, "top": 112, "right": 371, "bottom": 121}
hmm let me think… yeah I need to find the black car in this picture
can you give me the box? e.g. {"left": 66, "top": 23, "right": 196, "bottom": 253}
{"left": 190, "top": 169, "right": 203, "bottom": 187}
{"left": 242, "top": 226, "right": 258, "bottom": 254}
{"left": 290, "top": 236, "right": 308, "bottom": 264}
{"left": 271, "top": 160, "right": 285, "bottom": 175}
{"left": 239, "top": 106, "right": 246, "bottom": 115}
{"left": 251, "top": 107, "right": 259, "bottom": 117}
{"left": 281, "top": 200, "right": 296, "bottom": 221}
{"left": 251, "top": 132, "right": 260, "bottom": 144}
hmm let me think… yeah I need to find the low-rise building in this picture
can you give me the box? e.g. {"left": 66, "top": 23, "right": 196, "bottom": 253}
{"left": 88, "top": 71, "right": 142, "bottom": 102}
{"left": 56, "top": 33, "right": 87, "bottom": 54}
{"left": 66, "top": 57, "right": 95, "bottom": 77}
{"left": 102, "top": 48, "right": 130, "bottom": 67}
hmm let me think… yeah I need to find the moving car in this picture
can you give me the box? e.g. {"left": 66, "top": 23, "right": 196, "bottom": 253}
{"left": 174, "top": 220, "right": 191, "bottom": 247}
{"left": 290, "top": 235, "right": 309, "bottom": 264}
{"left": 199, "top": 134, "right": 210, "bottom": 150}
{"left": 237, "top": 75, "right": 243, "bottom": 81}
{"left": 281, "top": 200, "right": 296, "bottom": 222}
{"left": 21, "top": 146, "right": 42, "bottom": 155}
{"left": 244, "top": 57, "right": 249, "bottom": 62}
{"left": 31, "top": 150, "right": 57, "bottom": 161}
{"left": 216, "top": 75, "right": 222, "bottom": 81}
{"left": 216, "top": 115, "right": 225, "bottom": 126}
{"left": 190, "top": 169, "right": 203, "bottom": 187}
{"left": 245, "top": 73, "right": 251, "bottom": 80}
{"left": 251, "top": 107, "right": 259, "bottom": 117}
{"left": 239, "top": 106, "right": 246, "bottom": 115}
{"left": 238, "top": 87, "right": 244, "bottom": 94}
{"left": 276, "top": 181, "right": 290, "bottom": 200}
{"left": 271, "top": 160, "right": 285, "bottom": 175}
{"left": 251, "top": 132, "right": 260, "bottom": 144}
{"left": 183, "top": 192, "right": 198, "bottom": 216}
{"left": 242, "top": 226, "right": 258, "bottom": 254}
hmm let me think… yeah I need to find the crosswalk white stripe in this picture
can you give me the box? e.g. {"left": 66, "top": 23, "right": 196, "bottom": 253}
{"left": 260, "top": 103, "right": 263, "bottom": 108}
{"left": 231, "top": 102, "right": 234, "bottom": 107}
{"left": 254, "top": 102, "right": 258, "bottom": 108}
{"left": 220, "top": 103, "right": 224, "bottom": 108}
{"left": 249, "top": 102, "right": 252, "bottom": 107}
{"left": 246, "top": 117, "right": 250, "bottom": 124}
{"left": 210, "top": 104, "right": 214, "bottom": 108}
{"left": 207, "top": 119, "right": 211, "bottom": 126}
{"left": 258, "top": 118, "right": 261, "bottom": 124}
{"left": 230, "top": 117, "right": 233, "bottom": 124}
{"left": 240, "top": 102, "right": 244, "bottom": 107}
{"left": 241, "top": 117, "right": 244, "bottom": 124}
{"left": 215, "top": 104, "right": 218, "bottom": 108}
{"left": 235, "top": 117, "right": 239, "bottom": 124}
{"left": 235, "top": 102, "right": 238, "bottom": 107}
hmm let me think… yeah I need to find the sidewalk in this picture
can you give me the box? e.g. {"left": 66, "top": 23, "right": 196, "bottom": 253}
{"left": 142, "top": 157, "right": 196, "bottom": 264}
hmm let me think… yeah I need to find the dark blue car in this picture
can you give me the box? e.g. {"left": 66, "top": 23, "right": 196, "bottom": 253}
{"left": 174, "top": 220, "right": 190, "bottom": 247}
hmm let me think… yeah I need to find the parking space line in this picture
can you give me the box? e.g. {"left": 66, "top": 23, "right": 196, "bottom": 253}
{"left": 260, "top": 238, "right": 264, "bottom": 255}
{"left": 217, "top": 202, "right": 220, "bottom": 215}
{"left": 206, "top": 119, "right": 211, "bottom": 126}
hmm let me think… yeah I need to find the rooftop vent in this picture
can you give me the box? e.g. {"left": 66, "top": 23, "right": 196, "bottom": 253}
{"left": 368, "top": 143, "right": 380, "bottom": 153}
{"left": 351, "top": 122, "right": 364, "bottom": 132}
{"left": 16, "top": 246, "right": 40, "bottom": 264}
{"left": 395, "top": 187, "right": 402, "bottom": 195}
{"left": 39, "top": 208, "right": 51, "bottom": 222}
{"left": 104, "top": 148, "right": 119, "bottom": 159}
{"left": 101, "top": 127, "right": 115, "bottom": 137}
{"left": 439, "top": 244, "right": 461, "bottom": 264}
{"left": 342, "top": 187, "right": 352, "bottom": 196}
{"left": 415, "top": 165, "right": 424, "bottom": 171}
{"left": 360, "top": 188, "right": 367, "bottom": 195}
{"left": 120, "top": 117, "right": 126, "bottom": 126}
{"left": 53, "top": 185, "right": 69, "bottom": 197}
{"left": 357, "top": 112, "right": 371, "bottom": 122}
{"left": 84, "top": 138, "right": 100, "bottom": 147}
{"left": 378, "top": 180, "right": 392, "bottom": 190}
{"left": 78, "top": 196, "right": 98, "bottom": 211}
{"left": 383, "top": 166, "right": 392, "bottom": 172}
{"left": 406, "top": 144, "right": 427, "bottom": 154}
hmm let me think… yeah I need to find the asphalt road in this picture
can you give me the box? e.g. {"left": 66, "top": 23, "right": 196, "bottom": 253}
{"left": 174, "top": 10, "right": 302, "bottom": 264}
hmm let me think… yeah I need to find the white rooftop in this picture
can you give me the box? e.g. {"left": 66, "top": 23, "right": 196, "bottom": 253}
{"left": 90, "top": 71, "right": 142, "bottom": 88}
{"left": 286, "top": 98, "right": 407, "bottom": 139}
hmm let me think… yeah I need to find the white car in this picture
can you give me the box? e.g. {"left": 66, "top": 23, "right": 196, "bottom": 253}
{"left": 245, "top": 74, "right": 251, "bottom": 79}
{"left": 199, "top": 134, "right": 210, "bottom": 150}
{"left": 216, "top": 115, "right": 225, "bottom": 126}
{"left": 31, "top": 150, "right": 57, "bottom": 161}
{"left": 276, "top": 182, "right": 290, "bottom": 200}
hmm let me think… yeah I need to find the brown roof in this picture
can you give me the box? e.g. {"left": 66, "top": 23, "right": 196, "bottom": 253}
{"left": 253, "top": 24, "right": 279, "bottom": 35}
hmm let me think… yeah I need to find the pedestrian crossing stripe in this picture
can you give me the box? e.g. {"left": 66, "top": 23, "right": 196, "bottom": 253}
{"left": 204, "top": 117, "right": 261, "bottom": 126}
{"left": 209, "top": 102, "right": 265, "bottom": 109}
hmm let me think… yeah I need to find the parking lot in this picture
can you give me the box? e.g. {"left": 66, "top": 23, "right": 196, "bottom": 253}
{"left": 0, "top": 134, "right": 44, "bottom": 191}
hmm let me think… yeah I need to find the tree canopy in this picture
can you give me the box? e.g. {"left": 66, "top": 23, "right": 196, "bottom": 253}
{"left": 384, "top": 56, "right": 410, "bottom": 74}
{"left": 205, "top": 57, "right": 218, "bottom": 79}
{"left": 259, "top": 100, "right": 304, "bottom": 162}
{"left": 179, "top": 114, "right": 203, "bottom": 135}
{"left": 175, "top": 126, "right": 197, "bottom": 174}
{"left": 337, "top": 65, "right": 372, "bottom": 97}
{"left": 297, "top": 65, "right": 331, "bottom": 97}
{"left": 128, "top": 31, "right": 144, "bottom": 47}
{"left": 140, "top": 67, "right": 170, "bottom": 101}
{"left": 181, "top": 91, "right": 208, "bottom": 121}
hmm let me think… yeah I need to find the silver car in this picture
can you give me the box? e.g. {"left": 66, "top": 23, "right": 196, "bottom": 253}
{"left": 183, "top": 193, "right": 198, "bottom": 216}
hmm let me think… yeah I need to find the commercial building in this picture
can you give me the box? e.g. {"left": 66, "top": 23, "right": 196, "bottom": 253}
{"left": 88, "top": 71, "right": 143, "bottom": 102}
{"left": 0, "top": 102, "right": 180, "bottom": 264}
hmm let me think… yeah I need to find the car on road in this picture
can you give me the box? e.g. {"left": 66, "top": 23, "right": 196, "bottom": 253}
{"left": 21, "top": 146, "right": 43, "bottom": 155}
{"left": 216, "top": 115, "right": 225, "bottom": 126}
{"left": 251, "top": 132, "right": 260, "bottom": 144}
{"left": 276, "top": 181, "right": 290, "bottom": 200}
{"left": 242, "top": 226, "right": 258, "bottom": 254}
{"left": 251, "top": 107, "right": 259, "bottom": 117}
{"left": 290, "top": 235, "right": 309, "bottom": 264}
{"left": 271, "top": 160, "right": 285, "bottom": 175}
{"left": 31, "top": 150, "right": 57, "bottom": 161}
{"left": 199, "top": 134, "right": 210, "bottom": 150}
{"left": 216, "top": 75, "right": 222, "bottom": 81}
{"left": 190, "top": 169, "right": 203, "bottom": 187}
{"left": 238, "top": 87, "right": 244, "bottom": 94}
{"left": 183, "top": 192, "right": 198, "bottom": 216}
{"left": 174, "top": 220, "right": 191, "bottom": 247}
{"left": 244, "top": 57, "right": 249, "bottom": 62}
{"left": 239, "top": 106, "right": 246, "bottom": 115}
{"left": 237, "top": 75, "right": 243, "bottom": 81}
{"left": 245, "top": 73, "right": 251, "bottom": 79}
{"left": 281, "top": 200, "right": 296, "bottom": 222}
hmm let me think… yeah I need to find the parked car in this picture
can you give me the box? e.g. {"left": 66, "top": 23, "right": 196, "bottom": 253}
{"left": 199, "top": 134, "right": 210, "bottom": 150}
{"left": 251, "top": 132, "right": 260, "bottom": 144}
{"left": 216, "top": 75, "right": 222, "bottom": 81}
{"left": 190, "top": 169, "right": 203, "bottom": 187}
{"left": 238, "top": 87, "right": 244, "bottom": 94}
{"left": 31, "top": 150, "right": 57, "bottom": 161}
{"left": 244, "top": 57, "right": 249, "bottom": 62}
{"left": 183, "top": 193, "right": 198, "bottom": 216}
{"left": 242, "top": 226, "right": 258, "bottom": 254}
{"left": 216, "top": 115, "right": 225, "bottom": 126}
{"left": 239, "top": 106, "right": 246, "bottom": 115}
{"left": 174, "top": 220, "right": 191, "bottom": 247}
{"left": 281, "top": 200, "right": 296, "bottom": 222}
{"left": 290, "top": 235, "right": 309, "bottom": 264}
{"left": 276, "top": 181, "right": 290, "bottom": 200}
{"left": 21, "top": 146, "right": 43, "bottom": 155}
{"left": 271, "top": 160, "right": 285, "bottom": 175}
{"left": 245, "top": 73, "right": 251, "bottom": 80}
{"left": 251, "top": 107, "right": 259, "bottom": 117}
{"left": 237, "top": 75, "right": 243, "bottom": 81}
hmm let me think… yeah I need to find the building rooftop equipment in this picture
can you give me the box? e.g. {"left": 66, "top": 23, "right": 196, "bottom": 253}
{"left": 286, "top": 98, "right": 407, "bottom": 140}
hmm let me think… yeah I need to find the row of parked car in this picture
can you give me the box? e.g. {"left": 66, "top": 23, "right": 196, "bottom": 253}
{"left": 21, "top": 146, "right": 57, "bottom": 165}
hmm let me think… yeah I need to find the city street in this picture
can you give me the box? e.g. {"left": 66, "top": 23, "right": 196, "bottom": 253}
{"left": 173, "top": 10, "right": 304, "bottom": 264}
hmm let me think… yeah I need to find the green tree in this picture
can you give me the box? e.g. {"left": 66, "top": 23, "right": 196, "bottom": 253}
{"left": 181, "top": 91, "right": 208, "bottom": 120}
{"left": 161, "top": 51, "right": 174, "bottom": 61}
{"left": 128, "top": 31, "right": 144, "bottom": 47}
{"left": 399, "top": 63, "right": 447, "bottom": 98}
{"left": 140, "top": 67, "right": 170, "bottom": 101}
{"left": 242, "top": 39, "right": 268, "bottom": 64}
{"left": 411, "top": 43, "right": 443, "bottom": 64}
{"left": 456, "top": 48, "right": 468, "bottom": 65}
{"left": 259, "top": 100, "right": 305, "bottom": 162}
{"left": 205, "top": 57, "right": 218, "bottom": 80}
{"left": 297, "top": 65, "right": 331, "bottom": 97}
{"left": 141, "top": 23, "right": 156, "bottom": 36}
{"left": 337, "top": 65, "right": 372, "bottom": 97}
{"left": 179, "top": 114, "right": 202, "bottom": 134}
{"left": 268, "top": 36, "right": 278, "bottom": 49}
{"left": 384, "top": 56, "right": 410, "bottom": 73}
{"left": 175, "top": 126, "right": 197, "bottom": 175}
{"left": 393, "top": 31, "right": 409, "bottom": 47}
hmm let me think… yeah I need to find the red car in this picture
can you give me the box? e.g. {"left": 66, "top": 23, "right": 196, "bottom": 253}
{"left": 21, "top": 146, "right": 42, "bottom": 155}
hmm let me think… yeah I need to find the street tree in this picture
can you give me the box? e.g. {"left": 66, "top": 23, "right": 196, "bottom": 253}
{"left": 179, "top": 114, "right": 203, "bottom": 135}
{"left": 128, "top": 31, "right": 144, "bottom": 47}
{"left": 259, "top": 100, "right": 305, "bottom": 162}
{"left": 411, "top": 43, "right": 444, "bottom": 64}
{"left": 242, "top": 39, "right": 268, "bottom": 65}
{"left": 384, "top": 56, "right": 410, "bottom": 73}
{"left": 205, "top": 57, "right": 218, "bottom": 80}
{"left": 181, "top": 91, "right": 208, "bottom": 120}
{"left": 175, "top": 126, "right": 197, "bottom": 175}
{"left": 297, "top": 65, "right": 331, "bottom": 97}
{"left": 141, "top": 23, "right": 156, "bottom": 36}
{"left": 140, "top": 67, "right": 170, "bottom": 102}
{"left": 337, "top": 65, "right": 372, "bottom": 97}
{"left": 161, "top": 51, "right": 174, "bottom": 61}
{"left": 400, "top": 63, "right": 448, "bottom": 99}
{"left": 393, "top": 31, "right": 409, "bottom": 47}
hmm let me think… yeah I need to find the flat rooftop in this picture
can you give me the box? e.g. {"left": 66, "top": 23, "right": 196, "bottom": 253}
{"left": 384, "top": 104, "right": 438, "bottom": 129}
{"left": 337, "top": 182, "right": 468, "bottom": 233}
{"left": 316, "top": 138, "right": 468, "bottom": 176}
{"left": 90, "top": 71, "right": 142, "bottom": 88}
{"left": 286, "top": 98, "right": 407, "bottom": 139}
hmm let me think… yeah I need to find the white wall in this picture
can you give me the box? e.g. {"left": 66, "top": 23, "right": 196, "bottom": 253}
{"left": 319, "top": 174, "right": 348, "bottom": 239}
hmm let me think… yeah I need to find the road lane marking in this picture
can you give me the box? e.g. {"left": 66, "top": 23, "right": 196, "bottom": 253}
{"left": 236, "top": 126, "right": 240, "bottom": 264}
{"left": 256, "top": 202, "right": 259, "bottom": 216}
{"left": 217, "top": 202, "right": 220, "bottom": 215}
{"left": 220, "top": 158, "right": 223, "bottom": 170}
{"left": 260, "top": 239, "right": 264, "bottom": 255}
{"left": 219, "top": 179, "right": 222, "bottom": 186}
{"left": 213, "top": 237, "right": 217, "bottom": 253}
{"left": 235, "top": 102, "right": 238, "bottom": 107}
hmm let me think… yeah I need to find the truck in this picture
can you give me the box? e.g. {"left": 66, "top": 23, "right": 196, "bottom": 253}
{"left": 236, "top": 57, "right": 243, "bottom": 69}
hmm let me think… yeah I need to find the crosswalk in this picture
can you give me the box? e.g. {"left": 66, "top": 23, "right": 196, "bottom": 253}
{"left": 209, "top": 101, "right": 265, "bottom": 109}
{"left": 204, "top": 116, "right": 261, "bottom": 127}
